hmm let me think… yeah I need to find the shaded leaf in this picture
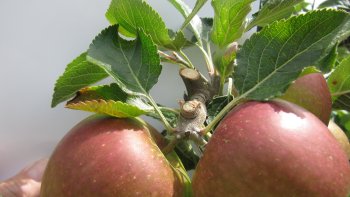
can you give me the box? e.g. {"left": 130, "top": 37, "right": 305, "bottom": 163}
{"left": 333, "top": 93, "right": 350, "bottom": 111}
{"left": 328, "top": 55, "right": 350, "bottom": 98}
{"left": 147, "top": 107, "right": 179, "bottom": 128}
{"left": 206, "top": 95, "right": 233, "bottom": 124}
{"left": 317, "top": 43, "right": 338, "bottom": 73}
{"left": 211, "top": 0, "right": 254, "bottom": 47}
{"left": 87, "top": 25, "right": 161, "bottom": 96}
{"left": 234, "top": 10, "right": 350, "bottom": 100}
{"left": 51, "top": 53, "right": 108, "bottom": 107}
{"left": 246, "top": 0, "right": 304, "bottom": 30}
{"left": 105, "top": 0, "right": 184, "bottom": 50}
{"left": 318, "top": 0, "right": 350, "bottom": 10}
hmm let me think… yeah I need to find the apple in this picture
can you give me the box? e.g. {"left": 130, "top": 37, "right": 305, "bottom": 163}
{"left": 192, "top": 100, "right": 350, "bottom": 197}
{"left": 328, "top": 120, "right": 350, "bottom": 160}
{"left": 41, "top": 115, "right": 184, "bottom": 197}
{"left": 280, "top": 73, "right": 332, "bottom": 125}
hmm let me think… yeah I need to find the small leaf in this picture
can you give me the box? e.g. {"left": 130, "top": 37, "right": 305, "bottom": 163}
{"left": 105, "top": 0, "right": 184, "bottom": 50}
{"left": 66, "top": 84, "right": 151, "bottom": 118}
{"left": 206, "top": 95, "right": 233, "bottom": 125}
{"left": 213, "top": 42, "right": 238, "bottom": 79}
{"left": 211, "top": 0, "right": 254, "bottom": 47}
{"left": 87, "top": 25, "right": 161, "bottom": 96}
{"left": 51, "top": 53, "right": 108, "bottom": 107}
{"left": 179, "top": 0, "right": 208, "bottom": 33}
{"left": 327, "top": 55, "right": 350, "bottom": 98}
{"left": 234, "top": 10, "right": 350, "bottom": 100}
{"left": 168, "top": 0, "right": 203, "bottom": 43}
{"left": 246, "top": 0, "right": 304, "bottom": 30}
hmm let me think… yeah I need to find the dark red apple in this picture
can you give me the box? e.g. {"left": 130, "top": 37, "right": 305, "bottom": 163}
{"left": 280, "top": 73, "right": 332, "bottom": 124}
{"left": 328, "top": 120, "right": 350, "bottom": 160}
{"left": 41, "top": 115, "right": 184, "bottom": 197}
{"left": 192, "top": 100, "right": 350, "bottom": 197}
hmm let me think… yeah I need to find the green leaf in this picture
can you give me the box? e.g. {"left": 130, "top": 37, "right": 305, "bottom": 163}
{"left": 179, "top": 0, "right": 208, "bottom": 33}
{"left": 327, "top": 55, "right": 350, "bottom": 98}
{"left": 246, "top": 0, "right": 304, "bottom": 30}
{"left": 234, "top": 10, "right": 350, "bottom": 100}
{"left": 66, "top": 84, "right": 151, "bottom": 118}
{"left": 211, "top": 0, "right": 254, "bottom": 47}
{"left": 165, "top": 151, "right": 193, "bottom": 197}
{"left": 318, "top": 0, "right": 350, "bottom": 10}
{"left": 338, "top": 47, "right": 350, "bottom": 62}
{"left": 105, "top": 0, "right": 184, "bottom": 50}
{"left": 317, "top": 43, "right": 338, "bottom": 73}
{"left": 51, "top": 53, "right": 108, "bottom": 107}
{"left": 206, "top": 95, "right": 233, "bottom": 125}
{"left": 87, "top": 25, "right": 161, "bottom": 96}
{"left": 168, "top": 0, "right": 203, "bottom": 44}
{"left": 67, "top": 100, "right": 147, "bottom": 118}
{"left": 213, "top": 42, "right": 238, "bottom": 79}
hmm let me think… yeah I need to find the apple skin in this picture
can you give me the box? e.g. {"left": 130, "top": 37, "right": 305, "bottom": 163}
{"left": 41, "top": 115, "right": 183, "bottom": 197}
{"left": 280, "top": 73, "right": 332, "bottom": 125}
{"left": 192, "top": 100, "right": 350, "bottom": 197}
{"left": 328, "top": 120, "right": 350, "bottom": 160}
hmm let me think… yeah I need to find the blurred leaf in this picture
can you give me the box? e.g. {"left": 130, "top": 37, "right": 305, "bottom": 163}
{"left": 234, "top": 10, "right": 350, "bottom": 100}
{"left": 338, "top": 47, "right": 350, "bottom": 62}
{"left": 247, "top": 0, "right": 304, "bottom": 30}
{"left": 318, "top": 0, "right": 350, "bottom": 10}
{"left": 333, "top": 110, "right": 350, "bottom": 137}
{"left": 51, "top": 53, "right": 108, "bottom": 107}
{"left": 328, "top": 56, "right": 350, "bottom": 95}
{"left": 105, "top": 0, "right": 185, "bottom": 50}
{"left": 333, "top": 93, "right": 350, "bottom": 111}
{"left": 87, "top": 26, "right": 161, "bottom": 96}
{"left": 211, "top": 0, "right": 254, "bottom": 47}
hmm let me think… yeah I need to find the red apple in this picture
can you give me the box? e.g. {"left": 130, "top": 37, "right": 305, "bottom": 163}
{"left": 328, "top": 120, "right": 350, "bottom": 160}
{"left": 41, "top": 115, "right": 184, "bottom": 197}
{"left": 192, "top": 100, "right": 350, "bottom": 197}
{"left": 280, "top": 73, "right": 332, "bottom": 124}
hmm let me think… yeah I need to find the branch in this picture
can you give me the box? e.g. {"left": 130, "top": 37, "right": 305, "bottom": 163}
{"left": 173, "top": 68, "right": 216, "bottom": 146}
